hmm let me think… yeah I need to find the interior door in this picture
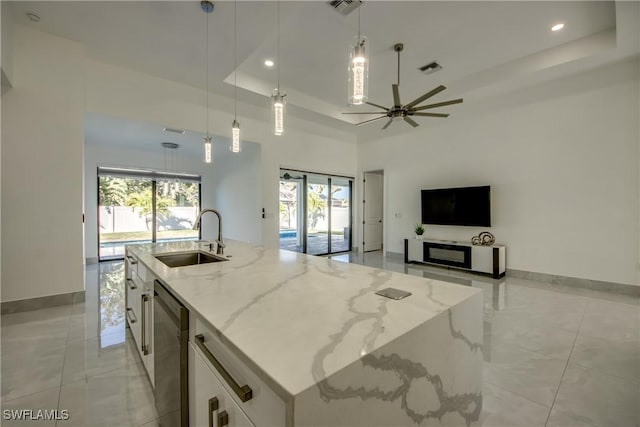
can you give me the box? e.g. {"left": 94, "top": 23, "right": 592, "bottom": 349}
{"left": 363, "top": 172, "right": 383, "bottom": 252}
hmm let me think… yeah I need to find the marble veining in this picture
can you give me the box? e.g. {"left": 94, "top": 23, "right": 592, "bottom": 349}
{"left": 220, "top": 256, "right": 312, "bottom": 332}
{"left": 311, "top": 269, "right": 393, "bottom": 389}
{"left": 309, "top": 266, "right": 482, "bottom": 426}
{"left": 448, "top": 309, "right": 483, "bottom": 353}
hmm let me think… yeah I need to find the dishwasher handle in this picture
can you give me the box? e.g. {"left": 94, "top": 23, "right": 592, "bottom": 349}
{"left": 141, "top": 294, "right": 149, "bottom": 355}
{"left": 194, "top": 334, "right": 253, "bottom": 403}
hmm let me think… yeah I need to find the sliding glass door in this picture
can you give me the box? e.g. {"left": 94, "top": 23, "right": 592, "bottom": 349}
{"left": 279, "top": 169, "right": 352, "bottom": 256}
{"left": 330, "top": 178, "right": 351, "bottom": 253}
{"left": 98, "top": 168, "right": 201, "bottom": 261}
{"left": 155, "top": 179, "right": 200, "bottom": 243}
{"left": 306, "top": 175, "right": 329, "bottom": 255}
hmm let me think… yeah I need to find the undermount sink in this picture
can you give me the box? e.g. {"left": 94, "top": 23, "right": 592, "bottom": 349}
{"left": 154, "top": 251, "right": 228, "bottom": 268}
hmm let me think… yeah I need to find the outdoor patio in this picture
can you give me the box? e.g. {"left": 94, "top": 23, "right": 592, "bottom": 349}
{"left": 279, "top": 232, "right": 350, "bottom": 254}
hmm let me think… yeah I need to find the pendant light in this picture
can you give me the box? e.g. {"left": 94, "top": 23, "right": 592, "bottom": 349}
{"left": 348, "top": 3, "right": 368, "bottom": 106}
{"left": 231, "top": 1, "right": 241, "bottom": 153}
{"left": 271, "top": 1, "right": 285, "bottom": 136}
{"left": 202, "top": 1, "right": 214, "bottom": 163}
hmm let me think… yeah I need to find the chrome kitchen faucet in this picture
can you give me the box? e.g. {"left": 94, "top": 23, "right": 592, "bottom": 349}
{"left": 192, "top": 209, "right": 225, "bottom": 255}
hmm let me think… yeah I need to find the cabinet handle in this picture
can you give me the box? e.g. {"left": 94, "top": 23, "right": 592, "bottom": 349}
{"left": 141, "top": 294, "right": 149, "bottom": 355}
{"left": 195, "top": 334, "right": 253, "bottom": 402}
{"left": 127, "top": 279, "right": 137, "bottom": 290}
{"left": 126, "top": 307, "right": 137, "bottom": 324}
{"left": 208, "top": 397, "right": 219, "bottom": 427}
{"left": 217, "top": 410, "right": 229, "bottom": 427}
{"left": 126, "top": 256, "right": 138, "bottom": 265}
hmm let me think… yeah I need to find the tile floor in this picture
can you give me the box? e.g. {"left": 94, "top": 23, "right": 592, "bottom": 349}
{"left": 1, "top": 252, "right": 638, "bottom": 426}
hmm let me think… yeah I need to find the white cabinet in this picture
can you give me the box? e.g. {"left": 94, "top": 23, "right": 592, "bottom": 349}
{"left": 190, "top": 315, "right": 287, "bottom": 427}
{"left": 125, "top": 250, "right": 155, "bottom": 385}
{"left": 189, "top": 343, "right": 254, "bottom": 427}
{"left": 404, "top": 238, "right": 506, "bottom": 278}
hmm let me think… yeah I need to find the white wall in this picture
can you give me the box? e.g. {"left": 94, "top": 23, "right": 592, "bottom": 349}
{"left": 1, "top": 26, "right": 85, "bottom": 302}
{"left": 357, "top": 58, "right": 640, "bottom": 286}
{"left": 1, "top": 1, "right": 15, "bottom": 85}
{"left": 212, "top": 140, "right": 262, "bottom": 244}
{"left": 83, "top": 142, "right": 217, "bottom": 261}
{"left": 84, "top": 59, "right": 358, "bottom": 250}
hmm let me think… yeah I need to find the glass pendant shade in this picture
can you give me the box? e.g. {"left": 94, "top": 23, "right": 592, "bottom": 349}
{"left": 203, "top": 136, "right": 213, "bottom": 164}
{"left": 272, "top": 91, "right": 285, "bottom": 136}
{"left": 231, "top": 120, "right": 241, "bottom": 153}
{"left": 348, "top": 35, "right": 368, "bottom": 105}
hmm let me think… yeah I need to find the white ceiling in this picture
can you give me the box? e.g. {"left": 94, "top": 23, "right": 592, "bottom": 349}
{"left": 10, "top": 1, "right": 639, "bottom": 137}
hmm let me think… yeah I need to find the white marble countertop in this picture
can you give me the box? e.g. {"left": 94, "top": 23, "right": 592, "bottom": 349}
{"left": 127, "top": 240, "right": 481, "bottom": 398}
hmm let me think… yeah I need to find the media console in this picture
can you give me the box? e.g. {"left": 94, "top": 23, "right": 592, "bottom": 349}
{"left": 404, "top": 238, "right": 506, "bottom": 279}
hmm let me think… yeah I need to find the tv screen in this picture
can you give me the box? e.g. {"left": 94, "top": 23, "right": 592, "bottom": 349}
{"left": 421, "top": 186, "right": 491, "bottom": 226}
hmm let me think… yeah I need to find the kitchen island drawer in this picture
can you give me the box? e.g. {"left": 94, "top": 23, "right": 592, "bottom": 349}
{"left": 189, "top": 343, "right": 254, "bottom": 427}
{"left": 190, "top": 315, "right": 287, "bottom": 427}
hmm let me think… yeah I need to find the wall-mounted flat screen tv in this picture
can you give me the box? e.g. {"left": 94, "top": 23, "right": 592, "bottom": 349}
{"left": 421, "top": 186, "right": 491, "bottom": 226}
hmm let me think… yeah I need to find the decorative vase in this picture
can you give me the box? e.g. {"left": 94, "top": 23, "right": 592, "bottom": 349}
{"left": 416, "top": 234, "right": 424, "bottom": 240}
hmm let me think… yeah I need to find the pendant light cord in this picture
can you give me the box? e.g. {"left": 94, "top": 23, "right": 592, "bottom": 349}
{"left": 206, "top": 7, "right": 210, "bottom": 138}
{"left": 357, "top": 5, "right": 361, "bottom": 42}
{"left": 276, "top": 0, "right": 280, "bottom": 91}
{"left": 234, "top": 1, "right": 237, "bottom": 120}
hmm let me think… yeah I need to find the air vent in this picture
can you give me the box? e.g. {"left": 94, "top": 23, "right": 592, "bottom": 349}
{"left": 419, "top": 61, "right": 442, "bottom": 75}
{"left": 327, "top": 0, "right": 362, "bottom": 16}
{"left": 162, "top": 127, "right": 186, "bottom": 135}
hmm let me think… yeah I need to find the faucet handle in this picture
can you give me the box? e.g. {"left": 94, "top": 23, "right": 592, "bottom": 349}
{"left": 216, "top": 240, "right": 226, "bottom": 248}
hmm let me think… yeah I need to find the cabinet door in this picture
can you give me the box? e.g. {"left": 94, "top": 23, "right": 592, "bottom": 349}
{"left": 189, "top": 343, "right": 254, "bottom": 427}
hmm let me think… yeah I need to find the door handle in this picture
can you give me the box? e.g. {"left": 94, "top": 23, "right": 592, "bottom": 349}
{"left": 126, "top": 256, "right": 138, "bottom": 264}
{"left": 195, "top": 334, "right": 253, "bottom": 402}
{"left": 127, "top": 279, "right": 137, "bottom": 290}
{"left": 217, "top": 410, "right": 229, "bottom": 427}
{"left": 208, "top": 397, "right": 218, "bottom": 427}
{"left": 126, "top": 307, "right": 137, "bottom": 324}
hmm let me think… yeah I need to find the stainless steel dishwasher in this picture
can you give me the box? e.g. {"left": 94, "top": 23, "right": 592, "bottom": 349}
{"left": 154, "top": 280, "right": 189, "bottom": 427}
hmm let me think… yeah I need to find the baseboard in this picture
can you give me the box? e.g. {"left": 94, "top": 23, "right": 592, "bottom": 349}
{"left": 506, "top": 269, "right": 639, "bottom": 297}
{"left": 385, "top": 251, "right": 404, "bottom": 260}
{"left": 1, "top": 291, "right": 86, "bottom": 314}
{"left": 86, "top": 257, "right": 99, "bottom": 265}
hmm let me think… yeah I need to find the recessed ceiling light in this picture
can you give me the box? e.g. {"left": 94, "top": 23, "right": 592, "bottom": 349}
{"left": 264, "top": 60, "right": 275, "bottom": 67}
{"left": 551, "top": 23, "right": 565, "bottom": 32}
{"left": 26, "top": 12, "right": 41, "bottom": 22}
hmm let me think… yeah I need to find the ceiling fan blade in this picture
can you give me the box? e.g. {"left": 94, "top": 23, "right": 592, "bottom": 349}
{"left": 341, "top": 112, "right": 388, "bottom": 115}
{"left": 381, "top": 118, "right": 393, "bottom": 130}
{"left": 355, "top": 116, "right": 389, "bottom": 126}
{"left": 405, "top": 85, "right": 447, "bottom": 109}
{"left": 366, "top": 101, "right": 390, "bottom": 111}
{"left": 404, "top": 117, "right": 420, "bottom": 127}
{"left": 392, "top": 84, "right": 401, "bottom": 107}
{"left": 413, "top": 98, "right": 463, "bottom": 111}
{"left": 412, "top": 112, "right": 449, "bottom": 118}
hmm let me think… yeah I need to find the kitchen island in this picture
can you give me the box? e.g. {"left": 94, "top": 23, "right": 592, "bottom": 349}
{"left": 126, "top": 240, "right": 483, "bottom": 427}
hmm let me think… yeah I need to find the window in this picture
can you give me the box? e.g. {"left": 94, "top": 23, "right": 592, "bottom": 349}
{"left": 97, "top": 167, "right": 201, "bottom": 260}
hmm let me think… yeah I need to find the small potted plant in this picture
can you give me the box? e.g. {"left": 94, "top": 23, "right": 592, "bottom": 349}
{"left": 414, "top": 223, "right": 425, "bottom": 240}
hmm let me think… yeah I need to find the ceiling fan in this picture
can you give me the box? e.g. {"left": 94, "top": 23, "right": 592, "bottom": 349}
{"left": 342, "top": 43, "right": 463, "bottom": 130}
